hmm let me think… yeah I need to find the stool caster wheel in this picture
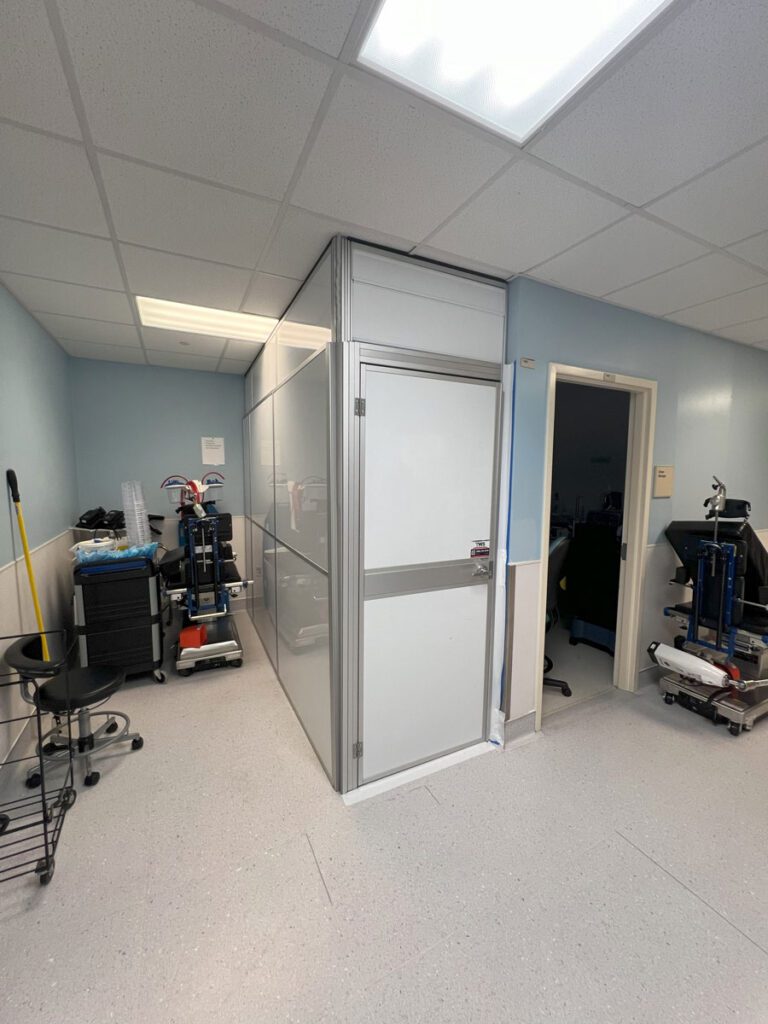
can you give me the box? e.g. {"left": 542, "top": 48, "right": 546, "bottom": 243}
{"left": 84, "top": 771, "right": 100, "bottom": 787}
{"left": 37, "top": 858, "right": 55, "bottom": 885}
{"left": 544, "top": 656, "right": 553, "bottom": 673}
{"left": 0, "top": 813, "right": 9, "bottom": 836}
{"left": 106, "top": 720, "right": 119, "bottom": 734}
{"left": 229, "top": 658, "right": 243, "bottom": 669}
{"left": 154, "top": 670, "right": 166, "bottom": 684}
{"left": 561, "top": 685, "right": 572, "bottom": 697}
{"left": 26, "top": 772, "right": 41, "bottom": 789}
{"left": 131, "top": 737, "right": 144, "bottom": 751}
{"left": 663, "top": 693, "right": 676, "bottom": 705}
{"left": 62, "top": 788, "right": 77, "bottom": 810}
{"left": 178, "top": 668, "right": 193, "bottom": 678}
{"left": 728, "top": 722, "right": 742, "bottom": 737}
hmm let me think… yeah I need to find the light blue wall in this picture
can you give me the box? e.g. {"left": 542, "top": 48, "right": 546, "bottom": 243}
{"left": 0, "top": 284, "right": 77, "bottom": 566}
{"left": 69, "top": 360, "right": 245, "bottom": 517}
{"left": 507, "top": 277, "right": 768, "bottom": 563}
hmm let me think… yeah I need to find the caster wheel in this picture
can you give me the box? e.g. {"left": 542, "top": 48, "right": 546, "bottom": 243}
{"left": 178, "top": 668, "right": 193, "bottom": 678}
{"left": 728, "top": 722, "right": 742, "bottom": 736}
{"left": 84, "top": 771, "right": 101, "bottom": 787}
{"left": 131, "top": 737, "right": 144, "bottom": 751}
{"left": 569, "top": 638, "right": 578, "bottom": 647}
{"left": 26, "top": 772, "right": 41, "bottom": 789}
{"left": 106, "top": 720, "right": 119, "bottom": 734}
{"left": 543, "top": 656, "right": 553, "bottom": 674}
{"left": 663, "top": 693, "right": 676, "bottom": 705}
{"left": 0, "top": 813, "right": 9, "bottom": 836}
{"left": 37, "top": 858, "right": 55, "bottom": 885}
{"left": 561, "top": 686, "right": 572, "bottom": 697}
{"left": 154, "top": 670, "right": 167, "bottom": 684}
{"left": 62, "top": 788, "right": 77, "bottom": 810}
{"left": 229, "top": 658, "right": 243, "bottom": 669}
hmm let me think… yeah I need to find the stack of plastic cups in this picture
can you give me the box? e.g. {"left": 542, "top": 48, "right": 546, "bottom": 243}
{"left": 121, "top": 480, "right": 151, "bottom": 546}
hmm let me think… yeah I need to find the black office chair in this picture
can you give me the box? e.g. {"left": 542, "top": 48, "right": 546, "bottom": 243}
{"left": 543, "top": 536, "right": 572, "bottom": 697}
{"left": 4, "top": 635, "right": 143, "bottom": 788}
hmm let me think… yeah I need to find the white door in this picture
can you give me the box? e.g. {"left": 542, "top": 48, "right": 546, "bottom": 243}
{"left": 359, "top": 365, "right": 499, "bottom": 783}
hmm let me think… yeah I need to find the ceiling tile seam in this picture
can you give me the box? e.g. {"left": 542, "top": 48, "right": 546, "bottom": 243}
{"left": 637, "top": 128, "right": 768, "bottom": 211}
{"left": 664, "top": 309, "right": 768, "bottom": 333}
{"left": 0, "top": 115, "right": 84, "bottom": 147}
{"left": 43, "top": 0, "right": 148, "bottom": 363}
{"left": 187, "top": 0, "right": 338, "bottom": 67}
{"left": 601, "top": 251, "right": 768, "bottom": 303}
{"left": 726, "top": 226, "right": 768, "bottom": 249}
{"left": 225, "top": 67, "right": 348, "bottom": 371}
{"left": 29, "top": 311, "right": 134, "bottom": 328}
{"left": 338, "top": 0, "right": 383, "bottom": 63}
{"left": 113, "top": 239, "right": 261, "bottom": 274}
{"left": 0, "top": 213, "right": 112, "bottom": 243}
{"left": 513, "top": 211, "right": 638, "bottom": 277}
{"left": 94, "top": 147, "right": 285, "bottom": 205}
{"left": 519, "top": 151, "right": 641, "bottom": 212}
{"left": 520, "top": 0, "right": 699, "bottom": 152}
{"left": 417, "top": 152, "right": 525, "bottom": 249}
{"left": 636, "top": 209, "right": 768, "bottom": 271}
{"left": 0, "top": 270, "right": 125, "bottom": 295}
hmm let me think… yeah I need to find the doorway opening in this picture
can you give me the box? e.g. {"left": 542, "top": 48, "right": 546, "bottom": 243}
{"left": 543, "top": 382, "right": 630, "bottom": 715}
{"left": 535, "top": 365, "right": 657, "bottom": 728}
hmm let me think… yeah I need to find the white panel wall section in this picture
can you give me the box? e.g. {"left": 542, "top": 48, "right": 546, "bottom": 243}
{"left": 244, "top": 247, "right": 333, "bottom": 782}
{"left": 351, "top": 246, "right": 506, "bottom": 362}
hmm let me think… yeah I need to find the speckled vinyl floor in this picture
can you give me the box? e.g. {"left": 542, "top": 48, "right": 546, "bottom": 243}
{"left": 2, "top": 612, "right": 767, "bottom": 1023}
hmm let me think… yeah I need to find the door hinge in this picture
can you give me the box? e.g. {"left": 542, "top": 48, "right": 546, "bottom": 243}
{"left": 354, "top": 398, "right": 366, "bottom": 416}
{"left": 621, "top": 542, "right": 628, "bottom": 561}
{"left": 352, "top": 741, "right": 363, "bottom": 759}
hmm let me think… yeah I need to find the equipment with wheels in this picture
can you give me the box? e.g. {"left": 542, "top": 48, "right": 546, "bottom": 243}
{"left": 159, "top": 476, "right": 252, "bottom": 676}
{"left": 651, "top": 478, "right": 768, "bottom": 736}
{"left": 543, "top": 536, "right": 572, "bottom": 698}
{"left": 0, "top": 631, "right": 77, "bottom": 886}
{"left": 5, "top": 633, "right": 144, "bottom": 787}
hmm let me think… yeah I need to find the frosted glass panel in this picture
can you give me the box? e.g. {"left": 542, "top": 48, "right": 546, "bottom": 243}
{"left": 364, "top": 370, "right": 498, "bottom": 568}
{"left": 362, "top": 586, "right": 488, "bottom": 781}
{"left": 273, "top": 351, "right": 329, "bottom": 570}
{"left": 249, "top": 522, "right": 278, "bottom": 669}
{"left": 277, "top": 250, "right": 333, "bottom": 385}
{"left": 275, "top": 546, "right": 332, "bottom": 776}
{"left": 248, "top": 397, "right": 274, "bottom": 529}
{"left": 246, "top": 336, "right": 277, "bottom": 410}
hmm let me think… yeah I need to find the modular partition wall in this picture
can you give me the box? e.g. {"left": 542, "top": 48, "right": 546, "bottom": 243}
{"left": 244, "top": 239, "right": 507, "bottom": 793}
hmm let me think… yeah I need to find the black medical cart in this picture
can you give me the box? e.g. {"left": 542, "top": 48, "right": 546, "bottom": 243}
{"left": 74, "top": 558, "right": 166, "bottom": 683}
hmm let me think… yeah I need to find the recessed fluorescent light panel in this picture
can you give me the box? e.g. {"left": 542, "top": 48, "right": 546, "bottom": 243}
{"left": 137, "top": 296, "right": 277, "bottom": 342}
{"left": 359, "top": 0, "right": 674, "bottom": 143}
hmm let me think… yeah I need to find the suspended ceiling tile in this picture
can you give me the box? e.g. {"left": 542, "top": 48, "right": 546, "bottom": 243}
{"left": 529, "top": 0, "right": 768, "bottom": 206}
{"left": 0, "top": 218, "right": 123, "bottom": 290}
{"left": 664, "top": 282, "right": 768, "bottom": 331}
{"left": 146, "top": 350, "right": 221, "bottom": 371}
{"left": 120, "top": 245, "right": 252, "bottom": 309}
{"left": 60, "top": 339, "right": 146, "bottom": 364}
{"left": 0, "top": 1, "right": 81, "bottom": 137}
{"left": 528, "top": 216, "right": 708, "bottom": 297}
{"left": 605, "top": 254, "right": 767, "bottom": 318}
{"left": 646, "top": 140, "right": 768, "bottom": 246}
{"left": 217, "top": 0, "right": 360, "bottom": 56}
{"left": 717, "top": 317, "right": 768, "bottom": 345}
{"left": 0, "top": 273, "right": 133, "bottom": 323}
{"left": 728, "top": 232, "right": 768, "bottom": 274}
{"left": 218, "top": 358, "right": 254, "bottom": 375}
{"left": 0, "top": 125, "right": 107, "bottom": 235}
{"left": 58, "top": 0, "right": 332, "bottom": 197}
{"left": 223, "top": 338, "right": 264, "bottom": 362}
{"left": 99, "top": 156, "right": 279, "bottom": 269}
{"left": 426, "top": 160, "right": 625, "bottom": 273}
{"left": 291, "top": 71, "right": 511, "bottom": 239}
{"left": 242, "top": 273, "right": 302, "bottom": 317}
{"left": 140, "top": 327, "right": 227, "bottom": 356}
{"left": 260, "top": 206, "right": 412, "bottom": 280}
{"left": 37, "top": 312, "right": 141, "bottom": 347}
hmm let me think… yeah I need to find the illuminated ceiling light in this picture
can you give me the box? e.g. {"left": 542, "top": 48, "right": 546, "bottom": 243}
{"left": 136, "top": 296, "right": 277, "bottom": 342}
{"left": 359, "top": 0, "right": 674, "bottom": 143}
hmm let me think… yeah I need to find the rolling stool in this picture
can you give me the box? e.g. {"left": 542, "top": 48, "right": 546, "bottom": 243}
{"left": 5, "top": 635, "right": 143, "bottom": 788}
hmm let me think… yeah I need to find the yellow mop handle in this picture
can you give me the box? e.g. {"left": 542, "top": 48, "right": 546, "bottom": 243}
{"left": 6, "top": 470, "right": 49, "bottom": 660}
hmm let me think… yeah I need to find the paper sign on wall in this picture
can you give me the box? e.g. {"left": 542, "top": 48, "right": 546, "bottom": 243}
{"left": 653, "top": 465, "right": 674, "bottom": 498}
{"left": 201, "top": 436, "right": 225, "bottom": 466}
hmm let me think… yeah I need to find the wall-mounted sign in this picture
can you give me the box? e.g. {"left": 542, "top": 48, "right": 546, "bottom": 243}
{"left": 654, "top": 465, "right": 674, "bottom": 498}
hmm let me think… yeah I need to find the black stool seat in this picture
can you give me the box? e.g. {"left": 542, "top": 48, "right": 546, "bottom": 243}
{"left": 36, "top": 667, "right": 124, "bottom": 713}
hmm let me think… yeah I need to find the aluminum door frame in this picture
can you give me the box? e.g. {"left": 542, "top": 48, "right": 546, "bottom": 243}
{"left": 341, "top": 343, "right": 502, "bottom": 791}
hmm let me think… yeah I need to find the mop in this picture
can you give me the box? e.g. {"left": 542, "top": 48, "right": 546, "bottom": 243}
{"left": 6, "top": 469, "right": 49, "bottom": 660}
